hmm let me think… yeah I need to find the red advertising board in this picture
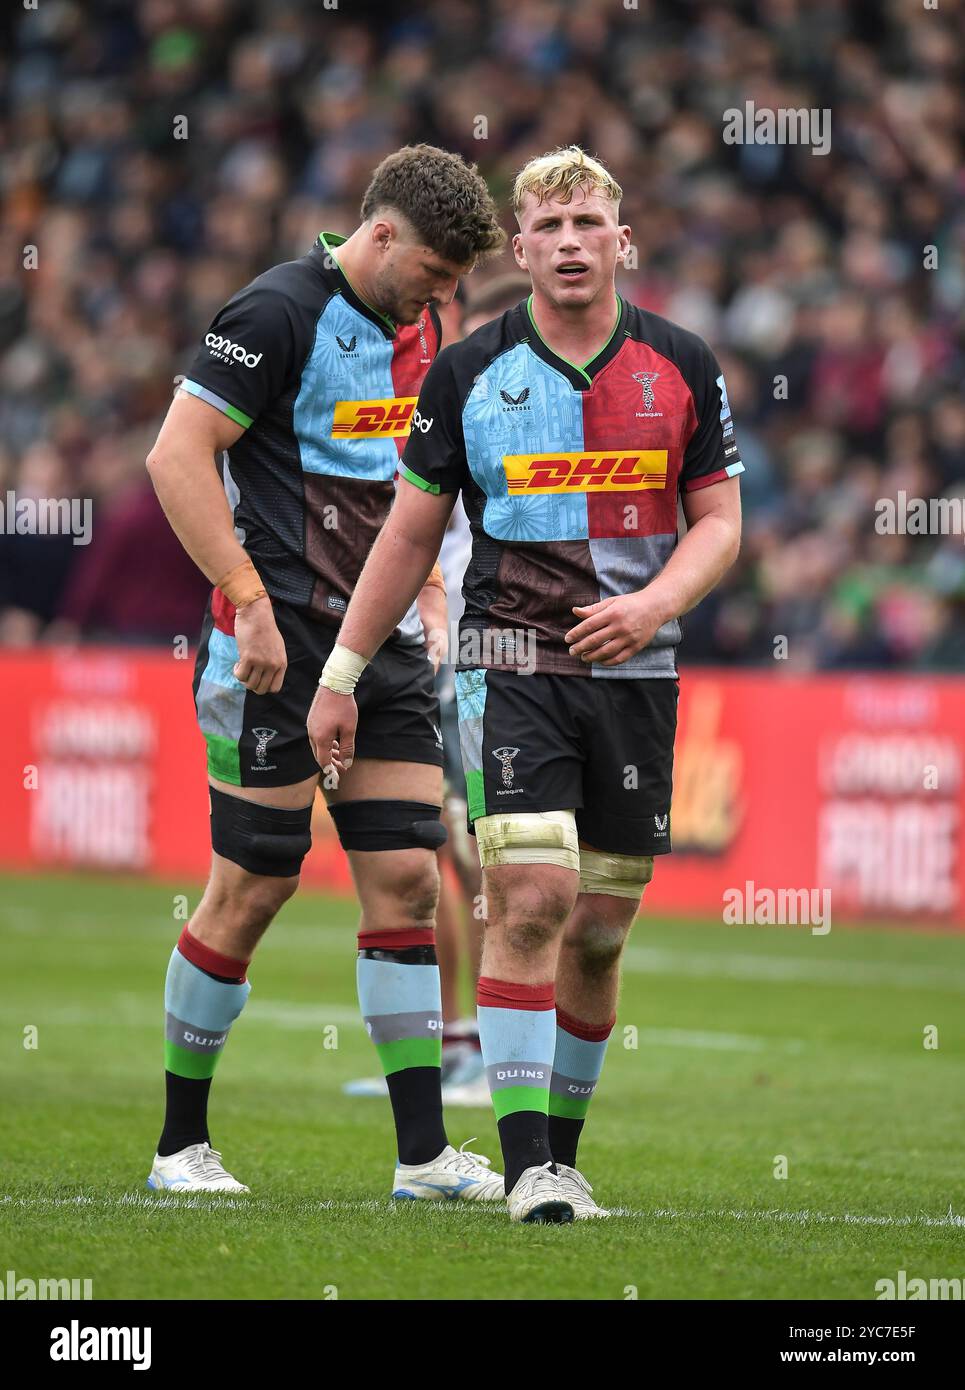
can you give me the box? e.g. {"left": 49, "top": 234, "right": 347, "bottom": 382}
{"left": 1, "top": 649, "right": 962, "bottom": 925}
{"left": 645, "top": 673, "right": 964, "bottom": 922}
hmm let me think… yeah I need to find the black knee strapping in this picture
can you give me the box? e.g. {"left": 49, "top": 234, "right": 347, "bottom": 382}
{"left": 329, "top": 799, "right": 447, "bottom": 852}
{"left": 210, "top": 787, "right": 313, "bottom": 877}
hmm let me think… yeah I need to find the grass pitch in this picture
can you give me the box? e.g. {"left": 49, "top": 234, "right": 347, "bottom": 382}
{"left": 2, "top": 871, "right": 963, "bottom": 1300}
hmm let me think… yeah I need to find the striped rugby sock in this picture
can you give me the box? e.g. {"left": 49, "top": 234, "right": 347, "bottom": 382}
{"left": 477, "top": 976, "right": 556, "bottom": 1193}
{"left": 357, "top": 927, "right": 447, "bottom": 1165}
{"left": 158, "top": 926, "right": 251, "bottom": 1157}
{"left": 548, "top": 1007, "right": 614, "bottom": 1169}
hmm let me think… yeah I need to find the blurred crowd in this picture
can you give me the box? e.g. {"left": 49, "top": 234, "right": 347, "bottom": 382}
{"left": 0, "top": 0, "right": 962, "bottom": 669}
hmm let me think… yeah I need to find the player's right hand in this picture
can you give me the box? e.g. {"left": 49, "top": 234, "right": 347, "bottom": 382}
{"left": 232, "top": 596, "right": 287, "bottom": 695}
{"left": 306, "top": 686, "right": 359, "bottom": 780}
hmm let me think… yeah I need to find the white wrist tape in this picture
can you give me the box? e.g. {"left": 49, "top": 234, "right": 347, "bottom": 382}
{"left": 319, "top": 643, "right": 369, "bottom": 695}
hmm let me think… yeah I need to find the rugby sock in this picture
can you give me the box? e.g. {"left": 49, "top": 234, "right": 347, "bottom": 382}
{"left": 357, "top": 928, "right": 447, "bottom": 1165}
{"left": 158, "top": 926, "right": 251, "bottom": 1157}
{"left": 477, "top": 976, "right": 556, "bottom": 1193}
{"left": 548, "top": 1008, "right": 614, "bottom": 1169}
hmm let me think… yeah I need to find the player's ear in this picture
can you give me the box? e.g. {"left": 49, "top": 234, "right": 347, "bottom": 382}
{"left": 616, "top": 223, "right": 632, "bottom": 263}
{"left": 370, "top": 217, "right": 393, "bottom": 253}
{"left": 512, "top": 233, "right": 527, "bottom": 271}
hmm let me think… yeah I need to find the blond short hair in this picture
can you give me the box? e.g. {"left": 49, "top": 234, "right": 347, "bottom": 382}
{"left": 512, "top": 146, "right": 623, "bottom": 220}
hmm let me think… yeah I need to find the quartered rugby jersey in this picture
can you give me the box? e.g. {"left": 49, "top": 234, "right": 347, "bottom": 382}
{"left": 181, "top": 232, "right": 440, "bottom": 624}
{"left": 400, "top": 295, "right": 743, "bottom": 678}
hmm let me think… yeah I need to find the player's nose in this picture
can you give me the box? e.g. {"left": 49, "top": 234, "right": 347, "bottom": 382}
{"left": 433, "top": 277, "right": 459, "bottom": 306}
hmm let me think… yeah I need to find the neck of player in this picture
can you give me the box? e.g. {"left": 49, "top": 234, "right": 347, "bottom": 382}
{"left": 530, "top": 286, "right": 619, "bottom": 368}
{"left": 329, "top": 228, "right": 384, "bottom": 318}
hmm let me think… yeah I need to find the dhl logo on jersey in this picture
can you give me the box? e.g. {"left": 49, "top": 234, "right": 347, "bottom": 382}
{"left": 503, "top": 450, "right": 669, "bottom": 494}
{"left": 331, "top": 398, "right": 418, "bottom": 438}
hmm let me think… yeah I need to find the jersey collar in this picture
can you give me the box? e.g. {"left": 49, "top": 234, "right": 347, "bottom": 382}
{"left": 313, "top": 231, "right": 397, "bottom": 338}
{"left": 520, "top": 292, "right": 628, "bottom": 390}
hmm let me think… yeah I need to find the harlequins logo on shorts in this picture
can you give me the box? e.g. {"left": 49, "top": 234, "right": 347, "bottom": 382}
{"left": 492, "top": 745, "right": 520, "bottom": 789}
{"left": 251, "top": 727, "right": 278, "bottom": 770}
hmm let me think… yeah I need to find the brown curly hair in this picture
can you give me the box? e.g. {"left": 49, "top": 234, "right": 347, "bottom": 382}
{"left": 361, "top": 144, "right": 506, "bottom": 266}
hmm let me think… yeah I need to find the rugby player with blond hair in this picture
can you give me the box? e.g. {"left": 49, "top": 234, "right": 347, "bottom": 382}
{"left": 308, "top": 146, "right": 743, "bottom": 1222}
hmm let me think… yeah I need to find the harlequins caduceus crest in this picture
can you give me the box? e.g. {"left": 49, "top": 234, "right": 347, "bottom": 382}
{"left": 492, "top": 745, "right": 520, "bottom": 787}
{"left": 252, "top": 727, "right": 278, "bottom": 766}
{"left": 632, "top": 370, "right": 660, "bottom": 411}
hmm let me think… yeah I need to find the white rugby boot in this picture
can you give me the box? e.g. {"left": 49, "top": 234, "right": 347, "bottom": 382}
{"left": 147, "top": 1142, "right": 249, "bottom": 1194}
{"left": 556, "top": 1163, "right": 609, "bottom": 1218}
{"left": 392, "top": 1139, "right": 505, "bottom": 1202}
{"left": 507, "top": 1162, "right": 574, "bottom": 1224}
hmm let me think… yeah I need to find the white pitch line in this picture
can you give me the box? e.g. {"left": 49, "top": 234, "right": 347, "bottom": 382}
{"left": 238, "top": 1000, "right": 364, "bottom": 1028}
{"left": 3, "top": 1193, "right": 963, "bottom": 1231}
{"left": 0, "top": 999, "right": 363, "bottom": 1029}
{"left": 0, "top": 998, "right": 802, "bottom": 1053}
{"left": 639, "top": 1027, "right": 804, "bottom": 1054}
{"left": 5, "top": 906, "right": 964, "bottom": 992}
{"left": 622, "top": 944, "right": 965, "bottom": 993}
{"left": 628, "top": 1205, "right": 965, "bottom": 1230}
{"left": 0, "top": 905, "right": 352, "bottom": 949}
{"left": 6, "top": 903, "right": 965, "bottom": 990}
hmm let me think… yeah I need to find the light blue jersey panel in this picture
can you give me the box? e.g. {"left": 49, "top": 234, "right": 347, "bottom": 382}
{"left": 462, "top": 344, "right": 588, "bottom": 541}
{"left": 294, "top": 295, "right": 399, "bottom": 480}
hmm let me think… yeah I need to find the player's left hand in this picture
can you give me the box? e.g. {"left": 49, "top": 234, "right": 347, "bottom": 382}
{"left": 565, "top": 594, "right": 667, "bottom": 667}
{"left": 307, "top": 685, "right": 359, "bottom": 781}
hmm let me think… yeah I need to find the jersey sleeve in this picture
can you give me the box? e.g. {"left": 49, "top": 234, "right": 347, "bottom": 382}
{"left": 397, "top": 348, "right": 468, "bottom": 495}
{"left": 180, "top": 282, "right": 300, "bottom": 429}
{"left": 680, "top": 342, "right": 745, "bottom": 492}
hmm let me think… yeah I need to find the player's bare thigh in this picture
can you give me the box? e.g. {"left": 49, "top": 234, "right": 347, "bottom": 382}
{"left": 325, "top": 758, "right": 442, "bottom": 805}
{"left": 209, "top": 773, "right": 320, "bottom": 810}
{"left": 325, "top": 758, "right": 444, "bottom": 929}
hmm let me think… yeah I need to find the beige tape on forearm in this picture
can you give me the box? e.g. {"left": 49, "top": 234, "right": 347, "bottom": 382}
{"left": 319, "top": 643, "right": 369, "bottom": 695}
{"left": 217, "top": 558, "right": 267, "bottom": 610}
{"left": 422, "top": 561, "right": 446, "bottom": 594}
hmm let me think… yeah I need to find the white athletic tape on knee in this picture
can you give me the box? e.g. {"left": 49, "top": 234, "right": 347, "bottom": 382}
{"left": 578, "top": 848, "right": 655, "bottom": 900}
{"left": 475, "top": 809, "right": 579, "bottom": 872}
